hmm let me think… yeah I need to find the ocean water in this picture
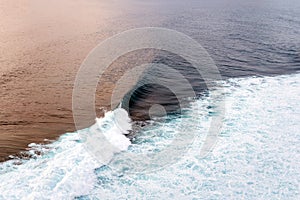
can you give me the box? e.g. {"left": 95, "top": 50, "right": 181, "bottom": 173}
{"left": 1, "top": 73, "right": 299, "bottom": 199}
{"left": 1, "top": 0, "right": 300, "bottom": 198}
{"left": 119, "top": 0, "right": 300, "bottom": 77}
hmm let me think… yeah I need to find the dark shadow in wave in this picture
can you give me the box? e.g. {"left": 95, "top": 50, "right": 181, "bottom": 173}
{"left": 120, "top": 50, "right": 208, "bottom": 121}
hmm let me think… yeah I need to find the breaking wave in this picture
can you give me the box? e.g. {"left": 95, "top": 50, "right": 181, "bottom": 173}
{"left": 1, "top": 73, "right": 299, "bottom": 199}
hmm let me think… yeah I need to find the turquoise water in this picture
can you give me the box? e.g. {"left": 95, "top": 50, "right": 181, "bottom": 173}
{"left": 1, "top": 73, "right": 299, "bottom": 199}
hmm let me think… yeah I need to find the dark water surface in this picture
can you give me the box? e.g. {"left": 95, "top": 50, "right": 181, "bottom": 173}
{"left": 116, "top": 0, "right": 300, "bottom": 119}
{"left": 122, "top": 0, "right": 300, "bottom": 77}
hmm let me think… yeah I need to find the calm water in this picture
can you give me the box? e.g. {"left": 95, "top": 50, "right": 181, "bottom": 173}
{"left": 1, "top": 0, "right": 300, "bottom": 199}
{"left": 119, "top": 0, "right": 300, "bottom": 77}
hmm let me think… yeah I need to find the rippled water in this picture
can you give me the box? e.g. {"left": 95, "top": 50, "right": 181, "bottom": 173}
{"left": 118, "top": 0, "right": 300, "bottom": 120}
{"left": 151, "top": 0, "right": 300, "bottom": 77}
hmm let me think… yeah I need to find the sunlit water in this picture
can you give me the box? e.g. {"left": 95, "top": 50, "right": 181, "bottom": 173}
{"left": 1, "top": 1, "right": 300, "bottom": 198}
{"left": 1, "top": 73, "right": 299, "bottom": 199}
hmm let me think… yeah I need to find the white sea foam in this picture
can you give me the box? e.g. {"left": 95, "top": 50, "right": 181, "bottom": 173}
{"left": 0, "top": 108, "right": 132, "bottom": 199}
{"left": 0, "top": 74, "right": 299, "bottom": 199}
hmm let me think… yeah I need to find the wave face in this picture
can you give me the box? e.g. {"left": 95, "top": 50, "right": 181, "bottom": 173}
{"left": 121, "top": 52, "right": 207, "bottom": 121}
{"left": 1, "top": 73, "right": 300, "bottom": 199}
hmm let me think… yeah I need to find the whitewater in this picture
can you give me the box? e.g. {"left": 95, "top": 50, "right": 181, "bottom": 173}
{"left": 0, "top": 73, "right": 299, "bottom": 199}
